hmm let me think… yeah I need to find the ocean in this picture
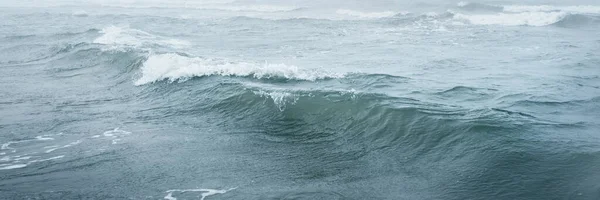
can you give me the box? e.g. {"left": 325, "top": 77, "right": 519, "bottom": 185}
{"left": 1, "top": 0, "right": 599, "bottom": 199}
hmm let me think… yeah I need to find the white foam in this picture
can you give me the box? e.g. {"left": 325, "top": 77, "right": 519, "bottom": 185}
{"left": 336, "top": 9, "right": 398, "bottom": 19}
{"left": 103, "top": 128, "right": 131, "bottom": 137}
{"left": 503, "top": 5, "right": 600, "bottom": 14}
{"left": 93, "top": 26, "right": 189, "bottom": 49}
{"left": 135, "top": 53, "right": 344, "bottom": 85}
{"left": 453, "top": 11, "right": 568, "bottom": 26}
{"left": 254, "top": 90, "right": 298, "bottom": 111}
{"left": 44, "top": 140, "right": 81, "bottom": 153}
{"left": 1, "top": 135, "right": 55, "bottom": 153}
{"left": 0, "top": 155, "right": 65, "bottom": 170}
{"left": 165, "top": 188, "right": 236, "bottom": 200}
{"left": 35, "top": 136, "right": 54, "bottom": 141}
{"left": 27, "top": 155, "right": 65, "bottom": 164}
{"left": 101, "top": 128, "right": 132, "bottom": 145}
{"left": 0, "top": 164, "right": 28, "bottom": 170}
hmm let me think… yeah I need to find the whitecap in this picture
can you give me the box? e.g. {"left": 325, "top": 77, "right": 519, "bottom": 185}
{"left": 134, "top": 53, "right": 345, "bottom": 85}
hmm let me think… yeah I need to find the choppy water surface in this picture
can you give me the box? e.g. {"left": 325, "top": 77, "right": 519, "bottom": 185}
{"left": 1, "top": 0, "right": 599, "bottom": 199}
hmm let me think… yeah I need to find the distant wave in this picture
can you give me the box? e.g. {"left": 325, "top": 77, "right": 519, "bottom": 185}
{"left": 100, "top": 3, "right": 301, "bottom": 13}
{"left": 503, "top": 5, "right": 600, "bottom": 14}
{"left": 456, "top": 1, "right": 503, "bottom": 12}
{"left": 93, "top": 26, "right": 189, "bottom": 49}
{"left": 335, "top": 9, "right": 403, "bottom": 19}
{"left": 453, "top": 2, "right": 600, "bottom": 26}
{"left": 199, "top": 5, "right": 301, "bottom": 12}
{"left": 452, "top": 11, "right": 569, "bottom": 26}
{"left": 135, "top": 53, "right": 345, "bottom": 85}
{"left": 457, "top": 2, "right": 600, "bottom": 14}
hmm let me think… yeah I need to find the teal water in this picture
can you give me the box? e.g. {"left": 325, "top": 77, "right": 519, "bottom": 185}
{"left": 1, "top": 1, "right": 599, "bottom": 199}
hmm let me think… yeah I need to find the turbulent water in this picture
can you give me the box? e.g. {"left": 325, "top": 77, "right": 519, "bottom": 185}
{"left": 1, "top": 0, "right": 600, "bottom": 199}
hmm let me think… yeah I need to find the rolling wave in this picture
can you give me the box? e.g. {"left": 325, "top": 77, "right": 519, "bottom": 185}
{"left": 172, "top": 82, "right": 549, "bottom": 154}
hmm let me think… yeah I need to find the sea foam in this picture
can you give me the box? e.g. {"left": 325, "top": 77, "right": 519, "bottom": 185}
{"left": 135, "top": 53, "right": 345, "bottom": 85}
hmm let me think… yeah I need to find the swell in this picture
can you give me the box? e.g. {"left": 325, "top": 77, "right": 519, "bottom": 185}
{"left": 138, "top": 77, "right": 561, "bottom": 158}
{"left": 0, "top": 29, "right": 105, "bottom": 65}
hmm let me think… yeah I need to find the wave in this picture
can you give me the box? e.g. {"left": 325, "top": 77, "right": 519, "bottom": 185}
{"left": 452, "top": 11, "right": 569, "bottom": 26}
{"left": 335, "top": 9, "right": 403, "bottom": 19}
{"left": 456, "top": 2, "right": 503, "bottom": 13}
{"left": 93, "top": 26, "right": 189, "bottom": 49}
{"left": 456, "top": 2, "right": 600, "bottom": 14}
{"left": 503, "top": 5, "right": 600, "bottom": 14}
{"left": 554, "top": 14, "right": 600, "bottom": 27}
{"left": 0, "top": 42, "right": 93, "bottom": 65}
{"left": 451, "top": 2, "right": 600, "bottom": 27}
{"left": 135, "top": 53, "right": 345, "bottom": 85}
{"left": 197, "top": 5, "right": 301, "bottom": 13}
{"left": 191, "top": 84, "right": 553, "bottom": 149}
{"left": 99, "top": 2, "right": 300, "bottom": 13}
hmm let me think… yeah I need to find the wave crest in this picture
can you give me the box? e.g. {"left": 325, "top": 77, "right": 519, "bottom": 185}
{"left": 452, "top": 11, "right": 568, "bottom": 26}
{"left": 135, "top": 53, "right": 345, "bottom": 85}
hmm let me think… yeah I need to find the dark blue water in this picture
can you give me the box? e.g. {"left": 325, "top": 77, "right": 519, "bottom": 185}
{"left": 1, "top": 1, "right": 600, "bottom": 199}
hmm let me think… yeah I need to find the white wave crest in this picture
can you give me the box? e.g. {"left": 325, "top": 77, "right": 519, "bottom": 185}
{"left": 336, "top": 9, "right": 399, "bottom": 19}
{"left": 93, "top": 26, "right": 189, "bottom": 49}
{"left": 453, "top": 11, "right": 568, "bottom": 26}
{"left": 503, "top": 5, "right": 600, "bottom": 14}
{"left": 135, "top": 53, "right": 345, "bottom": 85}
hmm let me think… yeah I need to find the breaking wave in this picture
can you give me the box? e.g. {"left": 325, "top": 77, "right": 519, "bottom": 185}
{"left": 135, "top": 53, "right": 345, "bottom": 85}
